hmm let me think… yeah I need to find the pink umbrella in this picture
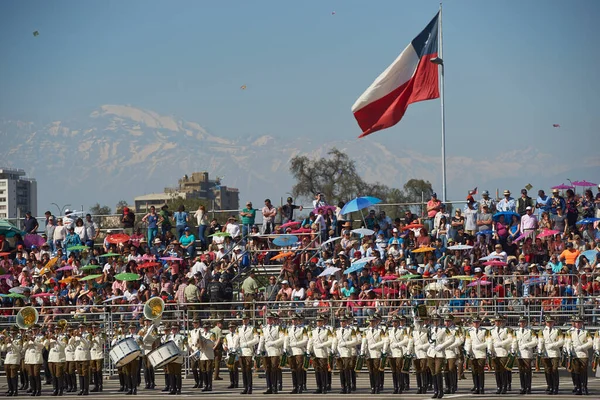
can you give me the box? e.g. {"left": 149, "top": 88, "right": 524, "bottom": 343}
{"left": 31, "top": 292, "right": 52, "bottom": 298}
{"left": 0, "top": 274, "right": 12, "bottom": 280}
{"left": 280, "top": 221, "right": 301, "bottom": 229}
{"left": 572, "top": 180, "right": 597, "bottom": 187}
{"left": 551, "top": 183, "right": 574, "bottom": 190}
{"left": 482, "top": 260, "right": 507, "bottom": 267}
{"left": 513, "top": 230, "right": 534, "bottom": 243}
{"left": 468, "top": 280, "right": 492, "bottom": 287}
{"left": 538, "top": 229, "right": 560, "bottom": 238}
{"left": 56, "top": 265, "right": 74, "bottom": 272}
{"left": 314, "top": 205, "right": 336, "bottom": 215}
{"left": 381, "top": 275, "right": 398, "bottom": 281}
{"left": 160, "top": 256, "right": 183, "bottom": 261}
{"left": 373, "top": 287, "right": 399, "bottom": 295}
{"left": 291, "top": 228, "right": 312, "bottom": 234}
{"left": 24, "top": 234, "right": 46, "bottom": 248}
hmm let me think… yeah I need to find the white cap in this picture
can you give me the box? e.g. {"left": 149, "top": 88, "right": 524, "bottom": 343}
{"left": 525, "top": 206, "right": 532, "bottom": 210}
{"left": 281, "top": 280, "right": 289, "bottom": 285}
{"left": 218, "top": 244, "right": 224, "bottom": 249}
{"left": 474, "top": 267, "right": 482, "bottom": 273}
{"left": 392, "top": 228, "right": 398, "bottom": 233}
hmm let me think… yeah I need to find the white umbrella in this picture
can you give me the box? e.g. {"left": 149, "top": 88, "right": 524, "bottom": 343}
{"left": 318, "top": 267, "right": 341, "bottom": 277}
{"left": 447, "top": 244, "right": 474, "bottom": 251}
{"left": 321, "top": 236, "right": 341, "bottom": 247}
{"left": 479, "top": 254, "right": 503, "bottom": 261}
{"left": 424, "top": 282, "right": 447, "bottom": 291}
{"left": 351, "top": 228, "right": 375, "bottom": 236}
{"left": 103, "top": 295, "right": 126, "bottom": 303}
{"left": 9, "top": 286, "right": 32, "bottom": 294}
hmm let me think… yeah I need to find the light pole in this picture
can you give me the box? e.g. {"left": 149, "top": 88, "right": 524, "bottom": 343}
{"left": 51, "top": 203, "right": 71, "bottom": 216}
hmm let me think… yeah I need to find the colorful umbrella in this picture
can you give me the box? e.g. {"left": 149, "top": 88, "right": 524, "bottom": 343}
{"left": 106, "top": 233, "right": 130, "bottom": 244}
{"left": 271, "top": 251, "right": 294, "bottom": 261}
{"left": 340, "top": 196, "right": 382, "bottom": 215}
{"left": 137, "top": 262, "right": 160, "bottom": 269}
{"left": 576, "top": 218, "right": 600, "bottom": 225}
{"left": 0, "top": 219, "right": 25, "bottom": 238}
{"left": 344, "top": 260, "right": 369, "bottom": 275}
{"left": 103, "top": 295, "right": 126, "bottom": 303}
{"left": 272, "top": 235, "right": 299, "bottom": 247}
{"left": 412, "top": 246, "right": 436, "bottom": 253}
{"left": 291, "top": 228, "right": 312, "bottom": 234}
{"left": 576, "top": 250, "right": 599, "bottom": 268}
{"left": 67, "top": 245, "right": 89, "bottom": 252}
{"left": 467, "top": 280, "right": 492, "bottom": 287}
{"left": 551, "top": 183, "right": 574, "bottom": 190}
{"left": 0, "top": 274, "right": 12, "bottom": 279}
{"left": 402, "top": 224, "right": 424, "bottom": 230}
{"left": 160, "top": 256, "right": 183, "bottom": 261}
{"left": 479, "top": 254, "right": 503, "bottom": 261}
{"left": 59, "top": 277, "right": 77, "bottom": 284}
{"left": 45, "top": 257, "right": 59, "bottom": 270}
{"left": 447, "top": 244, "right": 474, "bottom": 251}
{"left": 9, "top": 286, "right": 31, "bottom": 294}
{"left": 80, "top": 264, "right": 100, "bottom": 271}
{"left": 114, "top": 273, "right": 140, "bottom": 281}
{"left": 1, "top": 293, "right": 26, "bottom": 299}
{"left": 314, "top": 205, "right": 337, "bottom": 215}
{"left": 78, "top": 274, "right": 103, "bottom": 281}
{"left": 99, "top": 252, "right": 120, "bottom": 258}
{"left": 280, "top": 221, "right": 301, "bottom": 229}
{"left": 56, "top": 265, "right": 74, "bottom": 272}
{"left": 397, "top": 274, "right": 421, "bottom": 280}
{"left": 513, "top": 230, "right": 534, "bottom": 243}
{"left": 321, "top": 236, "right": 341, "bottom": 247}
{"left": 317, "top": 266, "right": 341, "bottom": 277}
{"left": 482, "top": 260, "right": 507, "bottom": 267}
{"left": 24, "top": 234, "right": 46, "bottom": 248}
{"left": 31, "top": 292, "right": 52, "bottom": 298}
{"left": 493, "top": 212, "right": 520, "bottom": 222}
{"left": 351, "top": 228, "right": 375, "bottom": 236}
{"left": 451, "top": 275, "right": 476, "bottom": 281}
{"left": 373, "top": 287, "right": 398, "bottom": 295}
{"left": 381, "top": 275, "right": 399, "bottom": 281}
{"left": 537, "top": 229, "right": 560, "bottom": 238}
{"left": 424, "top": 282, "right": 447, "bottom": 291}
{"left": 572, "top": 180, "right": 597, "bottom": 187}
{"left": 208, "top": 232, "right": 231, "bottom": 238}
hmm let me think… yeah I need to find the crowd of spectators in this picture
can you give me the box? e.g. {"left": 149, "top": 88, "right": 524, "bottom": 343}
{"left": 0, "top": 186, "right": 598, "bottom": 325}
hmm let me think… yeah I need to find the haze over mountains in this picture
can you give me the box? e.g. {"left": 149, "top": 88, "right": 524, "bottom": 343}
{"left": 1, "top": 105, "right": 597, "bottom": 214}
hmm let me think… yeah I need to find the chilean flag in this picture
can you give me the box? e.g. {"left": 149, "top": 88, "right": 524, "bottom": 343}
{"left": 352, "top": 12, "right": 440, "bottom": 138}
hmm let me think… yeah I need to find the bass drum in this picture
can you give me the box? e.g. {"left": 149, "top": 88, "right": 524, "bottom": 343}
{"left": 147, "top": 341, "right": 181, "bottom": 368}
{"left": 109, "top": 338, "right": 141, "bottom": 367}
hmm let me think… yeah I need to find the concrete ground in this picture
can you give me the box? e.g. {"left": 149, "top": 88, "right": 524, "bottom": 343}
{"left": 2, "top": 371, "right": 596, "bottom": 399}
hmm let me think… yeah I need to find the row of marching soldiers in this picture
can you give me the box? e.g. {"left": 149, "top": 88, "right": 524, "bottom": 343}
{"left": 0, "top": 322, "right": 106, "bottom": 397}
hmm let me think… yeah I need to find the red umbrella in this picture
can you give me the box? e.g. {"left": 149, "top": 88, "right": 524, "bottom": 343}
{"left": 138, "top": 262, "right": 160, "bottom": 269}
{"left": 280, "top": 221, "right": 301, "bottom": 229}
{"left": 381, "top": 275, "right": 398, "bottom": 281}
{"left": 482, "top": 260, "right": 507, "bottom": 267}
{"left": 0, "top": 252, "right": 10, "bottom": 257}
{"left": 538, "top": 229, "right": 560, "bottom": 238}
{"left": 31, "top": 292, "right": 53, "bottom": 298}
{"left": 291, "top": 228, "right": 312, "bottom": 234}
{"left": 106, "top": 233, "right": 130, "bottom": 244}
{"left": 402, "top": 224, "right": 424, "bottom": 230}
{"left": 373, "top": 288, "right": 399, "bottom": 295}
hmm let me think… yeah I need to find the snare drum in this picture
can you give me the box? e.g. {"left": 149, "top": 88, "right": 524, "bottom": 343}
{"left": 189, "top": 350, "right": 201, "bottom": 363}
{"left": 109, "top": 338, "right": 141, "bottom": 367}
{"left": 147, "top": 341, "right": 181, "bottom": 368}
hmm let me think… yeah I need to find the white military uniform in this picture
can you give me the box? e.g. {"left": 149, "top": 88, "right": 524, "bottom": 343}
{"left": 360, "top": 325, "right": 387, "bottom": 359}
{"left": 72, "top": 334, "right": 91, "bottom": 362}
{"left": 512, "top": 326, "right": 537, "bottom": 359}
{"left": 537, "top": 326, "right": 564, "bottom": 358}
{"left": 188, "top": 326, "right": 202, "bottom": 360}
{"left": 286, "top": 325, "right": 309, "bottom": 356}
{"left": 566, "top": 328, "right": 594, "bottom": 359}
{"left": 465, "top": 327, "right": 489, "bottom": 359}
{"left": 24, "top": 337, "right": 44, "bottom": 365}
{"left": 1, "top": 338, "right": 22, "bottom": 365}
{"left": 199, "top": 329, "right": 216, "bottom": 361}
{"left": 90, "top": 334, "right": 104, "bottom": 361}
{"left": 165, "top": 332, "right": 186, "bottom": 364}
{"left": 489, "top": 326, "right": 513, "bottom": 357}
{"left": 46, "top": 337, "right": 67, "bottom": 363}
{"left": 412, "top": 322, "right": 429, "bottom": 360}
{"left": 308, "top": 326, "right": 333, "bottom": 359}
{"left": 236, "top": 324, "right": 259, "bottom": 357}
{"left": 257, "top": 324, "right": 285, "bottom": 357}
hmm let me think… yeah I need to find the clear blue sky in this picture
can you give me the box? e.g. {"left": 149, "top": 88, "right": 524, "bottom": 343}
{"left": 1, "top": 0, "right": 598, "bottom": 160}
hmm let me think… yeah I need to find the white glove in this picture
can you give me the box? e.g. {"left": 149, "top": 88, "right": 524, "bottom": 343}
{"left": 575, "top": 346, "right": 582, "bottom": 352}
{"left": 435, "top": 346, "right": 442, "bottom": 352}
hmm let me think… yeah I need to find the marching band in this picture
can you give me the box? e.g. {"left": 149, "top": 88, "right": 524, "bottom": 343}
{"left": 1, "top": 312, "right": 599, "bottom": 397}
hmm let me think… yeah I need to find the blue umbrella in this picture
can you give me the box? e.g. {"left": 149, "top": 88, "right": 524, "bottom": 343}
{"left": 344, "top": 260, "right": 369, "bottom": 275}
{"left": 576, "top": 218, "right": 600, "bottom": 225}
{"left": 476, "top": 230, "right": 493, "bottom": 236}
{"left": 272, "top": 235, "right": 298, "bottom": 247}
{"left": 576, "top": 250, "right": 599, "bottom": 268}
{"left": 341, "top": 196, "right": 382, "bottom": 215}
{"left": 492, "top": 211, "right": 520, "bottom": 222}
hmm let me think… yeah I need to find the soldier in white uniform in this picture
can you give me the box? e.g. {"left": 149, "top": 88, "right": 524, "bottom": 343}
{"left": 411, "top": 315, "right": 429, "bottom": 394}
{"left": 45, "top": 326, "right": 67, "bottom": 396}
{"left": 223, "top": 322, "right": 240, "bottom": 389}
{"left": 397, "top": 315, "right": 412, "bottom": 392}
{"left": 360, "top": 314, "right": 387, "bottom": 394}
{"left": 512, "top": 316, "right": 537, "bottom": 394}
{"left": 387, "top": 315, "right": 408, "bottom": 394}
{"left": 307, "top": 315, "right": 333, "bottom": 394}
{"left": 427, "top": 314, "right": 455, "bottom": 399}
{"left": 111, "top": 323, "right": 128, "bottom": 393}
{"left": 64, "top": 327, "right": 77, "bottom": 393}
{"left": 24, "top": 324, "right": 45, "bottom": 396}
{"left": 333, "top": 315, "right": 358, "bottom": 394}
{"left": 138, "top": 319, "right": 158, "bottom": 389}
{"left": 464, "top": 317, "right": 489, "bottom": 394}
{"left": 123, "top": 324, "right": 142, "bottom": 395}
{"left": 257, "top": 312, "right": 285, "bottom": 394}
{"left": 236, "top": 313, "right": 259, "bottom": 394}
{"left": 488, "top": 315, "right": 513, "bottom": 394}
{"left": 345, "top": 313, "right": 358, "bottom": 392}
{"left": 187, "top": 319, "right": 203, "bottom": 389}
{"left": 165, "top": 324, "right": 186, "bottom": 395}
{"left": 538, "top": 316, "right": 564, "bottom": 395}
{"left": 72, "top": 324, "right": 91, "bottom": 396}
{"left": 443, "top": 314, "right": 463, "bottom": 395}
{"left": 89, "top": 323, "right": 105, "bottom": 392}
{"left": 565, "top": 316, "right": 593, "bottom": 395}
{"left": 1, "top": 327, "right": 22, "bottom": 396}
{"left": 285, "top": 313, "right": 309, "bottom": 394}
{"left": 198, "top": 321, "right": 217, "bottom": 392}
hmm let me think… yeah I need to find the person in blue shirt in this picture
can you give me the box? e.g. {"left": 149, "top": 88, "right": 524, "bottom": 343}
{"left": 535, "top": 190, "right": 553, "bottom": 217}
{"left": 142, "top": 206, "right": 163, "bottom": 245}
{"left": 172, "top": 205, "right": 189, "bottom": 239}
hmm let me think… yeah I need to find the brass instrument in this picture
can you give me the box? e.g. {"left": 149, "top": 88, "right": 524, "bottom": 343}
{"left": 57, "top": 319, "right": 68, "bottom": 332}
{"left": 143, "top": 297, "right": 165, "bottom": 321}
{"left": 16, "top": 307, "right": 39, "bottom": 330}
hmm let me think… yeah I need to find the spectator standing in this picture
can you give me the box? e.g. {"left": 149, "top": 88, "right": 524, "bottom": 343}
{"left": 535, "top": 190, "right": 552, "bottom": 217}
{"left": 463, "top": 197, "right": 478, "bottom": 236}
{"left": 426, "top": 193, "right": 442, "bottom": 232}
{"left": 22, "top": 211, "right": 39, "bottom": 234}
{"left": 313, "top": 193, "right": 327, "bottom": 209}
{"left": 496, "top": 190, "right": 516, "bottom": 212}
{"left": 159, "top": 205, "right": 172, "bottom": 239}
{"left": 121, "top": 207, "right": 135, "bottom": 236}
{"left": 550, "top": 189, "right": 566, "bottom": 214}
{"left": 239, "top": 202, "right": 256, "bottom": 239}
{"left": 478, "top": 190, "right": 496, "bottom": 213}
{"left": 261, "top": 199, "right": 277, "bottom": 235}
{"left": 172, "top": 205, "right": 189, "bottom": 239}
{"left": 193, "top": 205, "right": 209, "bottom": 250}
{"left": 45, "top": 217, "right": 56, "bottom": 252}
{"left": 517, "top": 189, "right": 534, "bottom": 216}
{"left": 142, "top": 206, "right": 163, "bottom": 245}
{"left": 565, "top": 189, "right": 579, "bottom": 229}
{"left": 477, "top": 205, "right": 493, "bottom": 244}
{"left": 280, "top": 197, "right": 303, "bottom": 224}
{"left": 83, "top": 214, "right": 99, "bottom": 248}
{"left": 53, "top": 218, "right": 67, "bottom": 250}
{"left": 449, "top": 209, "right": 464, "bottom": 241}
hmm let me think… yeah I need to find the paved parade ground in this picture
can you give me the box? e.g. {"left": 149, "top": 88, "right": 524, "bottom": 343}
{"left": 4, "top": 372, "right": 597, "bottom": 399}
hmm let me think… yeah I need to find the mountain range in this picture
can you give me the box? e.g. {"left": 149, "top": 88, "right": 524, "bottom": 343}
{"left": 1, "top": 105, "right": 598, "bottom": 214}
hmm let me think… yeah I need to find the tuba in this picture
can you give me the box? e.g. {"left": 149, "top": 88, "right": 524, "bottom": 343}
{"left": 57, "top": 319, "right": 68, "bottom": 332}
{"left": 16, "top": 307, "right": 39, "bottom": 330}
{"left": 143, "top": 297, "right": 165, "bottom": 321}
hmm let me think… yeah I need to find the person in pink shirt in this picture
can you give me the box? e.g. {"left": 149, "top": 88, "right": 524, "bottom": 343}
{"left": 426, "top": 193, "right": 442, "bottom": 232}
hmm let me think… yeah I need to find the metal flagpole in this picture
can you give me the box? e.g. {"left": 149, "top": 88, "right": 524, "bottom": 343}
{"left": 439, "top": 3, "right": 447, "bottom": 204}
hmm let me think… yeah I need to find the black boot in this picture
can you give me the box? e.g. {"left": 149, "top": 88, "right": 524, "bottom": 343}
{"left": 77, "top": 377, "right": 84, "bottom": 396}
{"left": 350, "top": 370, "right": 355, "bottom": 392}
{"left": 118, "top": 373, "right": 125, "bottom": 392}
{"left": 392, "top": 372, "right": 398, "bottom": 394}
{"left": 7, "top": 376, "right": 14, "bottom": 397}
{"left": 582, "top": 371, "right": 589, "bottom": 395}
{"left": 526, "top": 371, "right": 532, "bottom": 394}
{"left": 12, "top": 376, "right": 19, "bottom": 397}
{"left": 240, "top": 371, "right": 248, "bottom": 395}
{"left": 83, "top": 376, "right": 89, "bottom": 396}
{"left": 313, "top": 372, "right": 322, "bottom": 394}
{"left": 519, "top": 372, "right": 525, "bottom": 394}
{"left": 437, "top": 374, "right": 444, "bottom": 398}
{"left": 127, "top": 376, "right": 134, "bottom": 395}
{"left": 575, "top": 374, "right": 582, "bottom": 395}
{"left": 234, "top": 369, "right": 239, "bottom": 388}
{"left": 51, "top": 378, "right": 58, "bottom": 396}
{"left": 339, "top": 370, "right": 347, "bottom": 394}
{"left": 378, "top": 371, "right": 383, "bottom": 392}
{"left": 373, "top": 371, "right": 380, "bottom": 394}
{"left": 27, "top": 376, "right": 33, "bottom": 395}
{"left": 248, "top": 370, "right": 253, "bottom": 394}
{"left": 162, "top": 374, "right": 170, "bottom": 392}
{"left": 417, "top": 373, "right": 424, "bottom": 394}
{"left": 444, "top": 373, "right": 451, "bottom": 394}
{"left": 202, "top": 372, "right": 212, "bottom": 392}
{"left": 20, "top": 372, "right": 27, "bottom": 392}
{"left": 431, "top": 373, "right": 439, "bottom": 399}
{"left": 480, "top": 372, "right": 485, "bottom": 394}
{"left": 169, "top": 375, "right": 177, "bottom": 395}
{"left": 474, "top": 374, "right": 480, "bottom": 394}
{"left": 227, "top": 371, "right": 235, "bottom": 389}
{"left": 57, "top": 376, "right": 64, "bottom": 396}
{"left": 176, "top": 375, "right": 182, "bottom": 395}
{"left": 90, "top": 372, "right": 99, "bottom": 393}
{"left": 278, "top": 369, "right": 283, "bottom": 392}
{"left": 553, "top": 369, "right": 560, "bottom": 395}
{"left": 149, "top": 368, "right": 156, "bottom": 389}
{"left": 192, "top": 371, "right": 199, "bottom": 389}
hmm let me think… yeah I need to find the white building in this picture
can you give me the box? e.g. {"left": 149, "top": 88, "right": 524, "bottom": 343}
{"left": 0, "top": 168, "right": 38, "bottom": 219}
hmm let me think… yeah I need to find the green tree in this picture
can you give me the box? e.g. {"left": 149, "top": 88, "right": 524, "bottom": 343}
{"left": 166, "top": 198, "right": 213, "bottom": 226}
{"left": 115, "top": 200, "right": 129, "bottom": 214}
{"left": 403, "top": 179, "right": 434, "bottom": 203}
{"left": 89, "top": 203, "right": 111, "bottom": 224}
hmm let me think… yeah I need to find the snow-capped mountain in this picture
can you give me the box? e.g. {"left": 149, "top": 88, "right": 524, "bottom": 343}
{"left": 0, "top": 105, "right": 596, "bottom": 212}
